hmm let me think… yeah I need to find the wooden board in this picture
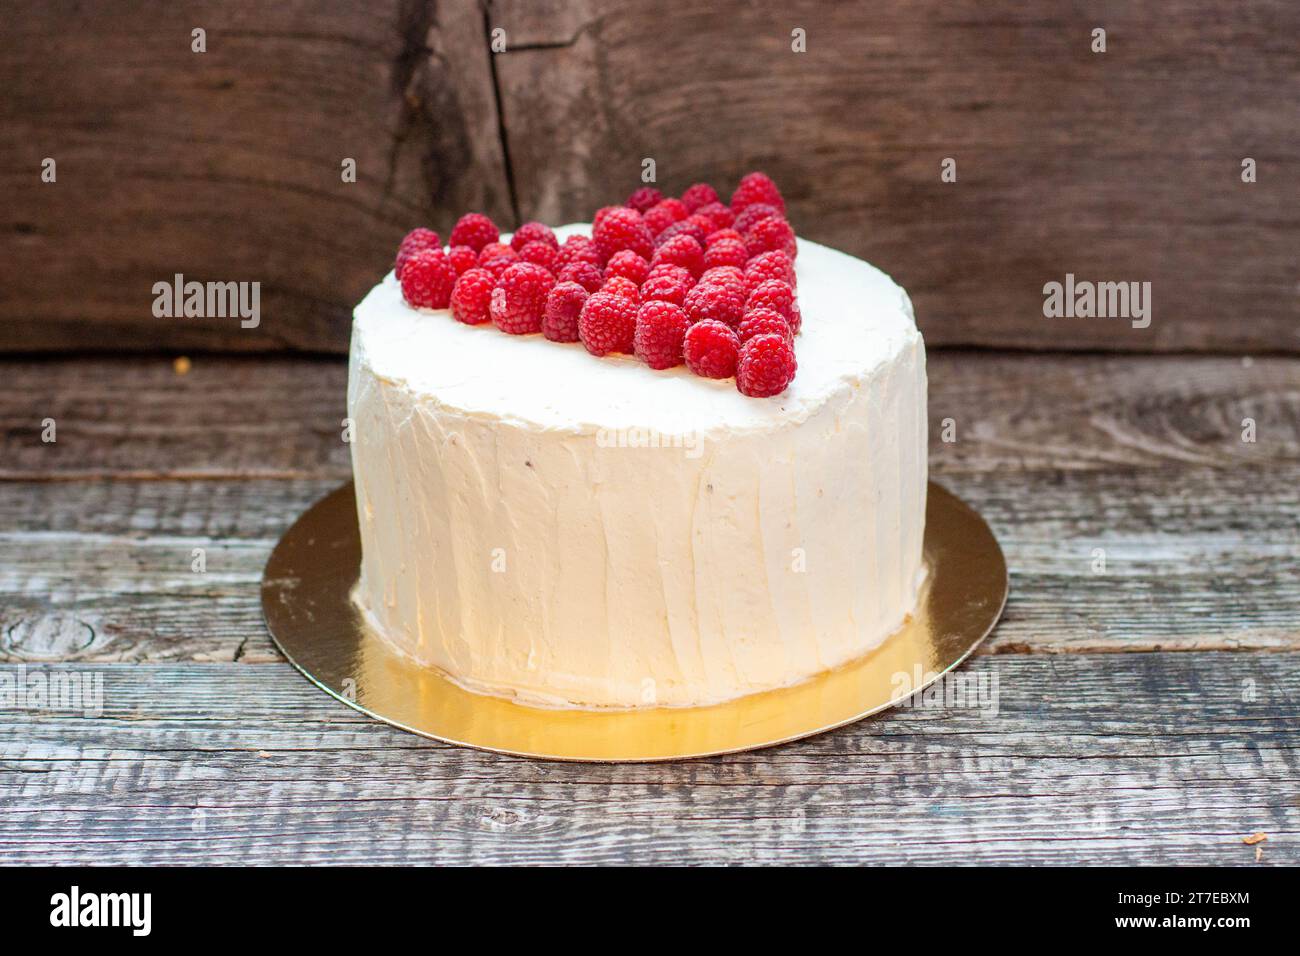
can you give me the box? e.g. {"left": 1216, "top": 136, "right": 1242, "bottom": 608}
{"left": 1, "top": 653, "right": 1296, "bottom": 865}
{"left": 0, "top": 353, "right": 1296, "bottom": 864}
{"left": 2, "top": 2, "right": 1297, "bottom": 354}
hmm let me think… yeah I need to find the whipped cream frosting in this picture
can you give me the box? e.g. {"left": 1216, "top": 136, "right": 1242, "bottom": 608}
{"left": 348, "top": 226, "right": 928, "bottom": 708}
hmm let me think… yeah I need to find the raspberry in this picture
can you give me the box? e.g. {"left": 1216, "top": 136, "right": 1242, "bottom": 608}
{"left": 556, "top": 260, "right": 603, "bottom": 293}
{"left": 698, "top": 266, "right": 747, "bottom": 299}
{"left": 626, "top": 186, "right": 663, "bottom": 213}
{"left": 543, "top": 281, "right": 588, "bottom": 342}
{"left": 744, "top": 251, "right": 796, "bottom": 294}
{"left": 579, "top": 291, "right": 638, "bottom": 356}
{"left": 400, "top": 248, "right": 457, "bottom": 309}
{"left": 601, "top": 274, "right": 641, "bottom": 303}
{"left": 683, "top": 320, "right": 740, "bottom": 379}
{"left": 553, "top": 234, "right": 600, "bottom": 271}
{"left": 646, "top": 262, "right": 694, "bottom": 284}
{"left": 604, "top": 249, "right": 650, "bottom": 286}
{"left": 644, "top": 198, "right": 689, "bottom": 236}
{"left": 733, "top": 202, "right": 782, "bottom": 235}
{"left": 680, "top": 182, "right": 719, "bottom": 212}
{"left": 685, "top": 281, "right": 745, "bottom": 328}
{"left": 490, "top": 261, "right": 554, "bottom": 334}
{"left": 510, "top": 221, "right": 558, "bottom": 252}
{"left": 593, "top": 207, "right": 653, "bottom": 262}
{"left": 694, "top": 201, "right": 735, "bottom": 232}
{"left": 518, "top": 239, "right": 558, "bottom": 273}
{"left": 730, "top": 171, "right": 786, "bottom": 214}
{"left": 654, "top": 217, "right": 708, "bottom": 249}
{"left": 703, "top": 237, "right": 748, "bottom": 271}
{"left": 745, "top": 216, "right": 798, "bottom": 259}
{"left": 449, "top": 268, "right": 495, "bottom": 325}
{"left": 446, "top": 245, "right": 478, "bottom": 276}
{"left": 449, "top": 213, "right": 498, "bottom": 252}
{"left": 477, "top": 242, "right": 518, "bottom": 279}
{"left": 706, "top": 228, "right": 745, "bottom": 247}
{"left": 737, "top": 332, "right": 797, "bottom": 397}
{"left": 640, "top": 269, "right": 693, "bottom": 307}
{"left": 651, "top": 234, "right": 705, "bottom": 278}
{"left": 634, "top": 301, "right": 690, "bottom": 369}
{"left": 737, "top": 307, "right": 792, "bottom": 344}
{"left": 395, "top": 228, "right": 440, "bottom": 278}
{"left": 746, "top": 279, "right": 800, "bottom": 333}
{"left": 592, "top": 205, "right": 622, "bottom": 230}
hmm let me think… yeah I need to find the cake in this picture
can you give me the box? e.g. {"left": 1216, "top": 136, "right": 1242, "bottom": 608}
{"left": 347, "top": 177, "right": 927, "bottom": 709}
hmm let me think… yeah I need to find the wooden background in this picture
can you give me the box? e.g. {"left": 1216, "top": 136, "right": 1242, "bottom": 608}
{"left": 2, "top": 0, "right": 1297, "bottom": 354}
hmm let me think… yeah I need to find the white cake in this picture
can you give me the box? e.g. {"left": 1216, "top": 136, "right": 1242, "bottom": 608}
{"left": 348, "top": 225, "right": 927, "bottom": 708}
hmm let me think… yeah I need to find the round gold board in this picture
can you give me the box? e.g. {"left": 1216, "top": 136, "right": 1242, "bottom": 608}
{"left": 261, "top": 481, "right": 1007, "bottom": 762}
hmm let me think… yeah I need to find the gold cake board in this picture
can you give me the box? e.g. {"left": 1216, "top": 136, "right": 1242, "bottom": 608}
{"left": 261, "top": 481, "right": 1007, "bottom": 762}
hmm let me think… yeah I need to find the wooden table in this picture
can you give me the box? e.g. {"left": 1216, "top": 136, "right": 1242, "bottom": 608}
{"left": 2, "top": 352, "right": 1296, "bottom": 865}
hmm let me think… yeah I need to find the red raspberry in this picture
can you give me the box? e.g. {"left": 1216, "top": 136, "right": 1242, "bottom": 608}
{"left": 680, "top": 182, "right": 719, "bottom": 212}
{"left": 706, "top": 228, "right": 745, "bottom": 247}
{"left": 737, "top": 332, "right": 797, "bottom": 397}
{"left": 449, "top": 213, "right": 498, "bottom": 252}
{"left": 634, "top": 301, "right": 690, "bottom": 369}
{"left": 592, "top": 205, "right": 621, "bottom": 230}
{"left": 601, "top": 274, "right": 641, "bottom": 303}
{"left": 683, "top": 320, "right": 740, "bottom": 379}
{"left": 543, "top": 281, "right": 588, "bottom": 342}
{"left": 654, "top": 217, "right": 708, "bottom": 249}
{"left": 556, "top": 261, "right": 603, "bottom": 293}
{"left": 685, "top": 281, "right": 745, "bottom": 328}
{"left": 400, "top": 248, "right": 457, "bottom": 309}
{"left": 450, "top": 268, "right": 495, "bottom": 325}
{"left": 698, "top": 266, "right": 747, "bottom": 299}
{"left": 644, "top": 198, "right": 689, "bottom": 236}
{"left": 733, "top": 202, "right": 782, "bottom": 235}
{"left": 626, "top": 186, "right": 663, "bottom": 213}
{"left": 640, "top": 269, "right": 693, "bottom": 307}
{"left": 555, "top": 234, "right": 603, "bottom": 271}
{"left": 395, "top": 228, "right": 441, "bottom": 278}
{"left": 477, "top": 242, "right": 518, "bottom": 279}
{"left": 737, "top": 307, "right": 792, "bottom": 344}
{"left": 579, "top": 291, "right": 638, "bottom": 356}
{"left": 490, "top": 261, "right": 554, "bottom": 334}
{"left": 518, "top": 239, "right": 558, "bottom": 273}
{"left": 703, "top": 237, "right": 748, "bottom": 271}
{"left": 694, "top": 201, "right": 735, "bottom": 232}
{"left": 746, "top": 279, "right": 800, "bottom": 333}
{"left": 593, "top": 207, "right": 653, "bottom": 262}
{"left": 744, "top": 251, "right": 796, "bottom": 294}
{"left": 510, "top": 221, "right": 558, "bottom": 252}
{"left": 745, "top": 216, "right": 797, "bottom": 259}
{"left": 651, "top": 234, "right": 705, "bottom": 278}
{"left": 446, "top": 245, "right": 478, "bottom": 276}
{"left": 730, "top": 171, "right": 786, "bottom": 214}
{"left": 604, "top": 249, "right": 650, "bottom": 286}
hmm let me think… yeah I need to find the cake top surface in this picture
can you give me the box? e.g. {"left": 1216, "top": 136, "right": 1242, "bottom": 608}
{"left": 353, "top": 224, "right": 920, "bottom": 435}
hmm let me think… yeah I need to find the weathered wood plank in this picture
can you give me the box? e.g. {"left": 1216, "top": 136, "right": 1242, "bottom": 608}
{"left": 491, "top": 0, "right": 1300, "bottom": 352}
{"left": 1, "top": 465, "right": 1296, "bottom": 665}
{"left": 0, "top": 0, "right": 511, "bottom": 352}
{"left": 1, "top": 353, "right": 1295, "bottom": 479}
{"left": 1, "top": 653, "right": 1295, "bottom": 865}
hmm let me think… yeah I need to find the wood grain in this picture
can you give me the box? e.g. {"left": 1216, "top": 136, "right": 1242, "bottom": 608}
{"left": 3, "top": 1, "right": 1296, "bottom": 353}
{"left": 0, "top": 0, "right": 511, "bottom": 352}
{"left": 1, "top": 653, "right": 1295, "bottom": 864}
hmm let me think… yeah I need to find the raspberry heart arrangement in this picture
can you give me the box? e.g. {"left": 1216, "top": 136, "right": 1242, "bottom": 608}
{"left": 393, "top": 172, "right": 800, "bottom": 398}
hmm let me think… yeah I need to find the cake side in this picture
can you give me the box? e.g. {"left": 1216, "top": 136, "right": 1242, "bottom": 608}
{"left": 348, "top": 232, "right": 927, "bottom": 708}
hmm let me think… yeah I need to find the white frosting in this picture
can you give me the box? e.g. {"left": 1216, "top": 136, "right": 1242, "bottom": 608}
{"left": 348, "top": 225, "right": 927, "bottom": 708}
